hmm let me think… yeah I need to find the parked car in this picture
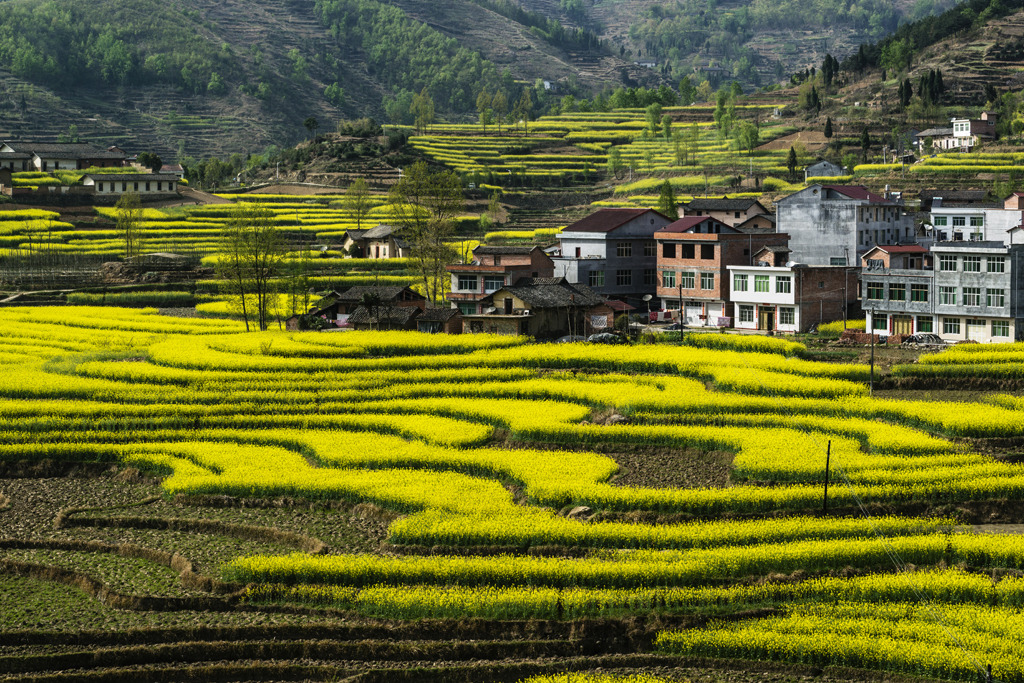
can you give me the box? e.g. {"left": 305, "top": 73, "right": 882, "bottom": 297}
{"left": 587, "top": 332, "right": 625, "bottom": 344}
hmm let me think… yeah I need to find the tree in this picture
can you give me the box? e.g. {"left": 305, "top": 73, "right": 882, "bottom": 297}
{"left": 514, "top": 88, "right": 533, "bottom": 136}
{"left": 786, "top": 146, "right": 798, "bottom": 178}
{"left": 344, "top": 177, "right": 373, "bottom": 231}
{"left": 217, "top": 203, "right": 284, "bottom": 332}
{"left": 303, "top": 117, "right": 318, "bottom": 139}
{"left": 657, "top": 180, "right": 678, "bottom": 220}
{"left": 476, "top": 90, "right": 492, "bottom": 131}
{"left": 116, "top": 192, "right": 142, "bottom": 260}
{"left": 137, "top": 152, "right": 163, "bottom": 173}
{"left": 824, "top": 116, "right": 833, "bottom": 140}
{"left": 735, "top": 121, "right": 759, "bottom": 156}
{"left": 645, "top": 103, "right": 663, "bottom": 135}
{"left": 861, "top": 127, "right": 872, "bottom": 162}
{"left": 412, "top": 88, "right": 435, "bottom": 134}
{"left": 491, "top": 91, "right": 508, "bottom": 134}
{"left": 606, "top": 148, "right": 624, "bottom": 178}
{"left": 389, "top": 161, "right": 463, "bottom": 305}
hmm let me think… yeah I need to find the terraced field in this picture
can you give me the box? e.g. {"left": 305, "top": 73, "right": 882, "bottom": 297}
{"left": 3, "top": 307, "right": 1024, "bottom": 680}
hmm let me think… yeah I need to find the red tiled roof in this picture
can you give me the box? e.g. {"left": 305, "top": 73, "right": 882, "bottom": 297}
{"left": 658, "top": 216, "right": 705, "bottom": 232}
{"left": 604, "top": 299, "right": 635, "bottom": 312}
{"left": 873, "top": 245, "right": 928, "bottom": 253}
{"left": 562, "top": 208, "right": 665, "bottom": 233}
{"left": 822, "top": 185, "right": 891, "bottom": 204}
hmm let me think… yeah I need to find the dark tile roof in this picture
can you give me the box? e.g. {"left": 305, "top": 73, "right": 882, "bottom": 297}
{"left": 916, "top": 127, "right": 953, "bottom": 137}
{"left": 758, "top": 245, "right": 791, "bottom": 253}
{"left": 736, "top": 213, "right": 776, "bottom": 227}
{"left": 821, "top": 185, "right": 892, "bottom": 204}
{"left": 363, "top": 224, "right": 402, "bottom": 239}
{"left": 0, "top": 151, "right": 31, "bottom": 159}
{"left": 337, "top": 285, "right": 424, "bottom": 303}
{"left": 417, "top": 307, "right": 460, "bottom": 322}
{"left": 349, "top": 305, "right": 419, "bottom": 326}
{"left": 685, "top": 197, "right": 764, "bottom": 212}
{"left": 474, "top": 245, "right": 539, "bottom": 255}
{"left": 502, "top": 278, "right": 605, "bottom": 308}
{"left": 562, "top": 208, "right": 668, "bottom": 233}
{"left": 657, "top": 216, "right": 736, "bottom": 233}
{"left": 344, "top": 229, "right": 368, "bottom": 240}
{"left": 84, "top": 173, "right": 179, "bottom": 181}
{"left": 23, "top": 143, "right": 107, "bottom": 156}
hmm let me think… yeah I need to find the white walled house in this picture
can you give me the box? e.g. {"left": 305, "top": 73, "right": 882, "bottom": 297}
{"left": 928, "top": 201, "right": 1023, "bottom": 244}
{"left": 83, "top": 174, "right": 179, "bottom": 195}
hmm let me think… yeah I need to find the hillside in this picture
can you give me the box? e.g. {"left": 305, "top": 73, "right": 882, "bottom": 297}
{"left": 0, "top": 0, "right": 979, "bottom": 165}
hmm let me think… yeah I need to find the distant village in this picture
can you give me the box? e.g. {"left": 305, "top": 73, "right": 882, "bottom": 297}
{"left": 3, "top": 116, "right": 1023, "bottom": 345}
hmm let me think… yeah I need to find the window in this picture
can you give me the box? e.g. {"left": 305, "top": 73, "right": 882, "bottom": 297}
{"left": 917, "top": 316, "right": 933, "bottom": 333}
{"left": 866, "top": 259, "right": 884, "bottom": 270}
{"left": 987, "top": 288, "right": 1005, "bottom": 307}
{"left": 457, "top": 302, "right": 477, "bottom": 316}
{"left": 776, "top": 276, "right": 791, "bottom": 294}
{"left": 779, "top": 307, "right": 795, "bottom": 325}
{"left": 589, "top": 270, "right": 605, "bottom": 287}
{"left": 993, "top": 320, "right": 1010, "bottom": 337}
{"left": 952, "top": 216, "right": 966, "bottom": 227}
{"left": 866, "top": 282, "right": 884, "bottom": 300}
{"left": 733, "top": 274, "right": 748, "bottom": 292}
{"left": 662, "top": 243, "right": 676, "bottom": 258}
{"left": 616, "top": 242, "right": 632, "bottom": 258}
{"left": 145, "top": 182, "right": 151, "bottom": 191}
{"left": 962, "top": 287, "right": 981, "bottom": 306}
{"left": 988, "top": 257, "right": 1005, "bottom": 273}
{"left": 457, "top": 275, "right": 478, "bottom": 291}
{"left": 889, "top": 283, "right": 906, "bottom": 300}
{"left": 133, "top": 182, "right": 139, "bottom": 191}
{"left": 754, "top": 275, "right": 769, "bottom": 292}
{"left": 933, "top": 216, "right": 948, "bottom": 226}
{"left": 970, "top": 216, "right": 984, "bottom": 227}
{"left": 739, "top": 305, "right": 754, "bottom": 323}
{"left": 943, "top": 317, "right": 961, "bottom": 335}
{"left": 911, "top": 284, "right": 928, "bottom": 302}
{"left": 830, "top": 257, "right": 847, "bottom": 266}
{"left": 616, "top": 269, "right": 632, "bottom": 286}
{"left": 962, "top": 256, "right": 981, "bottom": 272}
{"left": 872, "top": 314, "right": 888, "bottom": 331}
{"left": 483, "top": 276, "right": 504, "bottom": 292}
{"left": 700, "top": 272, "right": 714, "bottom": 290}
{"left": 663, "top": 271, "right": 676, "bottom": 288}
{"left": 98, "top": 182, "right": 104, "bottom": 192}
{"left": 681, "top": 244, "right": 695, "bottom": 259}
{"left": 643, "top": 242, "right": 656, "bottom": 257}
{"left": 700, "top": 244, "right": 715, "bottom": 259}
{"left": 939, "top": 255, "right": 957, "bottom": 271}
{"left": 680, "top": 271, "right": 695, "bottom": 289}
{"left": 643, "top": 269, "right": 656, "bottom": 286}
{"left": 939, "top": 286, "right": 956, "bottom": 305}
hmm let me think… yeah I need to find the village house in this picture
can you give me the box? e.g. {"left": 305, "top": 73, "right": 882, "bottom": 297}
{"left": 0, "top": 142, "right": 126, "bottom": 171}
{"left": 728, "top": 245, "right": 859, "bottom": 333}
{"left": 446, "top": 245, "right": 554, "bottom": 315}
{"left": 861, "top": 242, "right": 1024, "bottom": 342}
{"left": 682, "top": 197, "right": 769, "bottom": 227}
{"left": 461, "top": 277, "right": 613, "bottom": 338}
{"left": 361, "top": 224, "right": 408, "bottom": 259}
{"left": 553, "top": 208, "right": 673, "bottom": 308}
{"left": 914, "top": 112, "right": 997, "bottom": 153}
{"left": 299, "top": 285, "right": 426, "bottom": 328}
{"left": 654, "top": 215, "right": 789, "bottom": 326}
{"left": 804, "top": 159, "right": 844, "bottom": 181}
{"left": 775, "top": 184, "right": 916, "bottom": 266}
{"left": 415, "top": 307, "right": 463, "bottom": 334}
{"left": 83, "top": 173, "right": 179, "bottom": 196}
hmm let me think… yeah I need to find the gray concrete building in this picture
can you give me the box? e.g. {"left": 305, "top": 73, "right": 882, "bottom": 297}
{"left": 554, "top": 208, "right": 672, "bottom": 307}
{"left": 862, "top": 241, "right": 1024, "bottom": 342}
{"left": 776, "top": 184, "right": 916, "bottom": 266}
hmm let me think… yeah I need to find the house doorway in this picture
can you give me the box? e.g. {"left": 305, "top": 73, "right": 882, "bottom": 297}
{"left": 966, "top": 318, "right": 986, "bottom": 341}
{"left": 758, "top": 307, "right": 775, "bottom": 331}
{"left": 892, "top": 315, "right": 913, "bottom": 336}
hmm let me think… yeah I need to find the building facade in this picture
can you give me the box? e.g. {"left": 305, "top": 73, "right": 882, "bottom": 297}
{"left": 775, "top": 184, "right": 916, "bottom": 266}
{"left": 862, "top": 242, "right": 1024, "bottom": 342}
{"left": 553, "top": 208, "right": 672, "bottom": 307}
{"left": 447, "top": 245, "right": 555, "bottom": 315}
{"left": 653, "top": 216, "right": 789, "bottom": 326}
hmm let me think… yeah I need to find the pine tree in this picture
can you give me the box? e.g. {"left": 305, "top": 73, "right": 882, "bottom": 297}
{"left": 657, "top": 180, "right": 679, "bottom": 220}
{"left": 824, "top": 116, "right": 833, "bottom": 139}
{"left": 861, "top": 127, "right": 871, "bottom": 163}
{"left": 787, "top": 146, "right": 798, "bottom": 178}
